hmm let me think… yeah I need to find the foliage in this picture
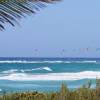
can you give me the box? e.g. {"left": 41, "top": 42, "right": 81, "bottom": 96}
{"left": 0, "top": 0, "right": 59, "bottom": 30}
{"left": 0, "top": 79, "right": 100, "bottom": 100}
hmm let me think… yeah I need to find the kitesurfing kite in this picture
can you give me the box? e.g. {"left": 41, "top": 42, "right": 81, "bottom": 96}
{"left": 0, "top": 0, "right": 60, "bottom": 30}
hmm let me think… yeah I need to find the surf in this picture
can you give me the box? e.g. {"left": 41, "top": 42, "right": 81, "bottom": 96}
{"left": 0, "top": 71, "right": 100, "bottom": 81}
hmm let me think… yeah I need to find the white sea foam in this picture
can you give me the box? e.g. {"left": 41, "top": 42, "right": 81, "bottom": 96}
{"left": 0, "top": 60, "right": 66, "bottom": 63}
{"left": 0, "top": 60, "right": 98, "bottom": 64}
{"left": 43, "top": 61, "right": 65, "bottom": 63}
{"left": 0, "top": 71, "right": 100, "bottom": 81}
{"left": 0, "top": 61, "right": 39, "bottom": 63}
{"left": 20, "top": 67, "right": 52, "bottom": 72}
{"left": 2, "top": 69, "right": 18, "bottom": 73}
{"left": 42, "top": 67, "right": 52, "bottom": 71}
{"left": 2, "top": 67, "right": 52, "bottom": 74}
{"left": 0, "top": 89, "right": 2, "bottom": 91}
{"left": 75, "top": 61, "right": 97, "bottom": 63}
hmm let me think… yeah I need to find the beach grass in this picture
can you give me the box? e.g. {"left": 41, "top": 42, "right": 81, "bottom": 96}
{"left": 0, "top": 79, "right": 100, "bottom": 100}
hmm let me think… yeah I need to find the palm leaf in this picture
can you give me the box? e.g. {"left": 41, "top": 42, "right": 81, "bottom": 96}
{"left": 0, "top": 0, "right": 59, "bottom": 30}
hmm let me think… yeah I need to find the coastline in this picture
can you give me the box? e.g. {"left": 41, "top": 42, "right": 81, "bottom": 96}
{"left": 0, "top": 81, "right": 100, "bottom": 100}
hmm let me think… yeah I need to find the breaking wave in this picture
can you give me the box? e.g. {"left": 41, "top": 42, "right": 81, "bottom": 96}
{"left": 0, "top": 71, "right": 100, "bottom": 81}
{"left": 20, "top": 67, "right": 52, "bottom": 72}
{"left": 0, "top": 60, "right": 98, "bottom": 64}
{"left": 1, "top": 67, "right": 52, "bottom": 74}
{"left": 2, "top": 69, "right": 18, "bottom": 73}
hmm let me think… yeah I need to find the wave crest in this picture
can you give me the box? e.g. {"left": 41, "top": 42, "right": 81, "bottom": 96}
{"left": 0, "top": 60, "right": 98, "bottom": 64}
{"left": 0, "top": 71, "right": 100, "bottom": 81}
{"left": 1, "top": 67, "right": 52, "bottom": 74}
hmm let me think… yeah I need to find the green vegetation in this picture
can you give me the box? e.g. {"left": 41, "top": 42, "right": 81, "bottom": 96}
{"left": 0, "top": 0, "right": 59, "bottom": 30}
{"left": 0, "top": 79, "right": 100, "bottom": 100}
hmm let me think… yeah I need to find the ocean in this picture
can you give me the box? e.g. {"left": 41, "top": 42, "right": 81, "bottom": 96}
{"left": 0, "top": 57, "right": 100, "bottom": 93}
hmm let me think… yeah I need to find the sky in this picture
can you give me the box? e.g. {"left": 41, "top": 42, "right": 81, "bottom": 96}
{"left": 0, "top": 0, "right": 100, "bottom": 57}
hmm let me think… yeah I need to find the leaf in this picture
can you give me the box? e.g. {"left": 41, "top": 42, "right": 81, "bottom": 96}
{"left": 0, "top": 0, "right": 59, "bottom": 30}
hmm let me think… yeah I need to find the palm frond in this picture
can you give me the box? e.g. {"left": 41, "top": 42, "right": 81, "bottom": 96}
{"left": 0, "top": 0, "right": 59, "bottom": 30}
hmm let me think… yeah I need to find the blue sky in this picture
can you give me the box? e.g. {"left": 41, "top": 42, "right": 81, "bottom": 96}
{"left": 0, "top": 0, "right": 100, "bottom": 57}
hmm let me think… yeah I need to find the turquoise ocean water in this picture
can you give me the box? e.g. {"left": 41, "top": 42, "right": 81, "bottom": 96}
{"left": 0, "top": 57, "right": 100, "bottom": 93}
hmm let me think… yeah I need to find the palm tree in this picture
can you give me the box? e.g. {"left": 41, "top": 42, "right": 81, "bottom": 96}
{"left": 0, "top": 0, "right": 59, "bottom": 30}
